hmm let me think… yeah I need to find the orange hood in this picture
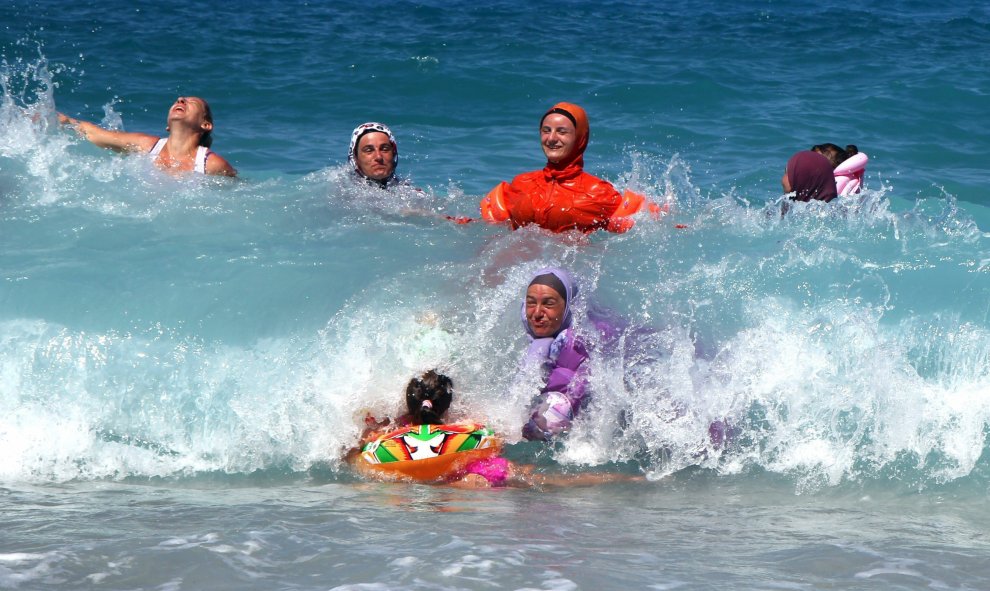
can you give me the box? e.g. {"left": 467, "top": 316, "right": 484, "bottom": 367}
{"left": 541, "top": 102, "right": 589, "bottom": 179}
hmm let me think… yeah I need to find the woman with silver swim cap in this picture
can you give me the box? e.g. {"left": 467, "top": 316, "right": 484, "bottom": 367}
{"left": 348, "top": 122, "right": 400, "bottom": 188}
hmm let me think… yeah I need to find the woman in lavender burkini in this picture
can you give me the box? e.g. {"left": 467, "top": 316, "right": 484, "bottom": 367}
{"left": 518, "top": 267, "right": 735, "bottom": 448}
{"left": 518, "top": 267, "right": 591, "bottom": 441}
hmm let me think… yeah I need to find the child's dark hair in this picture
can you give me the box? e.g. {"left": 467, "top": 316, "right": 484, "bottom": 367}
{"left": 405, "top": 370, "right": 453, "bottom": 425}
{"left": 811, "top": 143, "right": 859, "bottom": 168}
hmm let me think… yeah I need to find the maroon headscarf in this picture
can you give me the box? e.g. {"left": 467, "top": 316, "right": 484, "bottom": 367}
{"left": 786, "top": 151, "right": 838, "bottom": 202}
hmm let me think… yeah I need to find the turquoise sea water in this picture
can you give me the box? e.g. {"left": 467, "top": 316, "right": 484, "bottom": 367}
{"left": 2, "top": 1, "right": 990, "bottom": 589}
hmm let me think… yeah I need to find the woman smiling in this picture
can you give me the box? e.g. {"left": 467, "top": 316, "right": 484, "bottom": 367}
{"left": 481, "top": 102, "right": 654, "bottom": 233}
{"left": 57, "top": 96, "right": 236, "bottom": 176}
{"left": 517, "top": 267, "right": 592, "bottom": 441}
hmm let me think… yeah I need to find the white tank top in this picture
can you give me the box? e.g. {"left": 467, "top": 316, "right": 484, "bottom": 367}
{"left": 149, "top": 138, "right": 210, "bottom": 174}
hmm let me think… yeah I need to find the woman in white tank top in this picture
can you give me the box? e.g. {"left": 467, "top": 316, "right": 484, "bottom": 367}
{"left": 57, "top": 96, "right": 236, "bottom": 177}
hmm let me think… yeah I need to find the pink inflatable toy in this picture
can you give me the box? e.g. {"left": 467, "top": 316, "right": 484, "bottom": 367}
{"left": 834, "top": 152, "right": 868, "bottom": 196}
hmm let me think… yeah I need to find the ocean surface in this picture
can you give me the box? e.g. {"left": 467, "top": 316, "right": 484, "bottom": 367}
{"left": 2, "top": 1, "right": 989, "bottom": 589}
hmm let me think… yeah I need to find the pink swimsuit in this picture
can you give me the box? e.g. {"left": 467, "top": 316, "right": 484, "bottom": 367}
{"left": 462, "top": 457, "right": 510, "bottom": 486}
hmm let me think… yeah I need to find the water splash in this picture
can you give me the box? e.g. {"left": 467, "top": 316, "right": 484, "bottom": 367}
{"left": 1, "top": 51, "right": 988, "bottom": 489}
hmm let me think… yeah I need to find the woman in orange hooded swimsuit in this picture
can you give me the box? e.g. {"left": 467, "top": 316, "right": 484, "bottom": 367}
{"left": 481, "top": 102, "right": 655, "bottom": 234}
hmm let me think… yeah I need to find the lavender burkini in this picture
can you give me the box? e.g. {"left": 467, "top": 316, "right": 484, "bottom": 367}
{"left": 520, "top": 268, "right": 591, "bottom": 441}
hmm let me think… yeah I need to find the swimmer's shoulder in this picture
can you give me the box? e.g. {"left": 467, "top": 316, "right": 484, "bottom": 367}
{"left": 205, "top": 151, "right": 237, "bottom": 177}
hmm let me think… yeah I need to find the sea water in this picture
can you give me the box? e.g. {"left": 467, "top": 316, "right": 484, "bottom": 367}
{"left": 2, "top": 1, "right": 989, "bottom": 589}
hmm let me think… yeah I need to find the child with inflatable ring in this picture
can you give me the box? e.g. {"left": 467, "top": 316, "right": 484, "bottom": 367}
{"left": 350, "top": 370, "right": 643, "bottom": 489}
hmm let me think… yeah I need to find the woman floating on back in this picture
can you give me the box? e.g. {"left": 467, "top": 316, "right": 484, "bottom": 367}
{"left": 57, "top": 96, "right": 236, "bottom": 176}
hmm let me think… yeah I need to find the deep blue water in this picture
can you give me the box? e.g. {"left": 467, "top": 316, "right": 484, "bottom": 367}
{"left": 2, "top": 1, "right": 989, "bottom": 589}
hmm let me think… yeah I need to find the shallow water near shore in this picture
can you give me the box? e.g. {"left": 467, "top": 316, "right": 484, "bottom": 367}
{"left": 5, "top": 473, "right": 990, "bottom": 590}
{"left": 2, "top": 0, "right": 990, "bottom": 589}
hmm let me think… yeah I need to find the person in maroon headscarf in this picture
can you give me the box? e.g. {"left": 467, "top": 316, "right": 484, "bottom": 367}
{"left": 781, "top": 150, "right": 837, "bottom": 202}
{"left": 481, "top": 102, "right": 655, "bottom": 233}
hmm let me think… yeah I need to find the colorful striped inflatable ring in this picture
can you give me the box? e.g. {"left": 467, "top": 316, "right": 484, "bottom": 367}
{"left": 357, "top": 423, "right": 503, "bottom": 482}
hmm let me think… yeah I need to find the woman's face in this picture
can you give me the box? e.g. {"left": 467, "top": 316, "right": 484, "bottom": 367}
{"left": 167, "top": 96, "right": 212, "bottom": 132}
{"left": 525, "top": 284, "right": 566, "bottom": 338}
{"left": 355, "top": 131, "right": 396, "bottom": 180}
{"left": 540, "top": 113, "right": 577, "bottom": 164}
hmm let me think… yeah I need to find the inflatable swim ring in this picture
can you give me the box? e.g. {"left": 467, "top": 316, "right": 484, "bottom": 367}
{"left": 357, "top": 422, "right": 503, "bottom": 482}
{"left": 834, "top": 152, "right": 868, "bottom": 196}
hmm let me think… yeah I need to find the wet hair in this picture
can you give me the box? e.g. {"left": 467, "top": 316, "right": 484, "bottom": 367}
{"left": 405, "top": 370, "right": 453, "bottom": 425}
{"left": 811, "top": 143, "right": 858, "bottom": 168}
{"left": 199, "top": 100, "right": 214, "bottom": 148}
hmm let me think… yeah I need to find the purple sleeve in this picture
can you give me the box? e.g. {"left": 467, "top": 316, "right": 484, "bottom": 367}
{"left": 543, "top": 334, "right": 589, "bottom": 409}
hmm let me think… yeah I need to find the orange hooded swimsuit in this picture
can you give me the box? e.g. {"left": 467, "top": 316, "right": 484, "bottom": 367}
{"left": 480, "top": 102, "right": 653, "bottom": 234}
